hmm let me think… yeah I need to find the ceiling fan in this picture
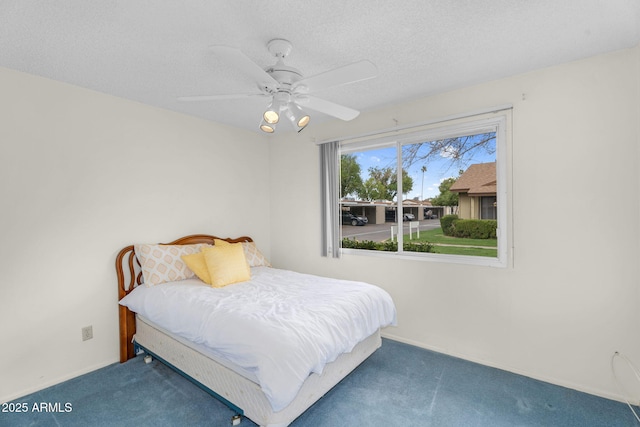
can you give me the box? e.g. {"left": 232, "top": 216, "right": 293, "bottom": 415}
{"left": 178, "top": 39, "right": 377, "bottom": 133}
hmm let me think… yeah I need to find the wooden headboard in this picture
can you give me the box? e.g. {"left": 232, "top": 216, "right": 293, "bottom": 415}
{"left": 116, "top": 234, "right": 253, "bottom": 362}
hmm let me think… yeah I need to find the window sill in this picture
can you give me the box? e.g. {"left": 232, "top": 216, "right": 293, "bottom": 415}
{"left": 340, "top": 247, "right": 508, "bottom": 268}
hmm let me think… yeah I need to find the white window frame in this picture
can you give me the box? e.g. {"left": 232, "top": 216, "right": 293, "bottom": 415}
{"left": 338, "top": 112, "right": 510, "bottom": 268}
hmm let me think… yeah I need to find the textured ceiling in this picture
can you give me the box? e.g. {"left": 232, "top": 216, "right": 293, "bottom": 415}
{"left": 1, "top": 1, "right": 639, "bottom": 133}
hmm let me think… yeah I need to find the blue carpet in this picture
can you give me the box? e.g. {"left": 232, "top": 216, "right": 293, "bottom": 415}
{"left": 1, "top": 339, "right": 636, "bottom": 426}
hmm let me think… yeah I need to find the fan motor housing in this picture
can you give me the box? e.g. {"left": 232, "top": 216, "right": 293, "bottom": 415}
{"left": 265, "top": 64, "right": 303, "bottom": 86}
{"left": 265, "top": 39, "right": 303, "bottom": 87}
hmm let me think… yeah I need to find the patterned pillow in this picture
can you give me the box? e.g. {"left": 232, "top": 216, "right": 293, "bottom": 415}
{"left": 213, "top": 239, "right": 271, "bottom": 267}
{"left": 241, "top": 241, "right": 271, "bottom": 267}
{"left": 134, "top": 244, "right": 208, "bottom": 287}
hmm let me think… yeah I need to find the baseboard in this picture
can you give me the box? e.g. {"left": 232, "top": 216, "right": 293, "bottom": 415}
{"left": 1, "top": 357, "right": 119, "bottom": 404}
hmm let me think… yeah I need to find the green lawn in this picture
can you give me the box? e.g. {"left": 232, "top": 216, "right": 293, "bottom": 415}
{"left": 431, "top": 245, "right": 497, "bottom": 257}
{"left": 404, "top": 227, "right": 497, "bottom": 257}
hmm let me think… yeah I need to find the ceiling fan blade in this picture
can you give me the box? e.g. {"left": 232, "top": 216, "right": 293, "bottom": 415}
{"left": 178, "top": 93, "right": 267, "bottom": 102}
{"left": 298, "top": 96, "right": 360, "bottom": 121}
{"left": 210, "top": 45, "right": 278, "bottom": 89}
{"left": 294, "top": 60, "right": 377, "bottom": 93}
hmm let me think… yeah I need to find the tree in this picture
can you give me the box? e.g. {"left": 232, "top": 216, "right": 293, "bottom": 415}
{"left": 431, "top": 177, "right": 459, "bottom": 208}
{"left": 340, "top": 154, "right": 363, "bottom": 197}
{"left": 402, "top": 133, "right": 496, "bottom": 170}
{"left": 360, "top": 176, "right": 387, "bottom": 201}
{"left": 361, "top": 167, "right": 413, "bottom": 201}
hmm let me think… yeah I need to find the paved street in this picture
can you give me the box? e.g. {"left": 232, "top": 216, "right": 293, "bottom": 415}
{"left": 341, "top": 219, "right": 441, "bottom": 242}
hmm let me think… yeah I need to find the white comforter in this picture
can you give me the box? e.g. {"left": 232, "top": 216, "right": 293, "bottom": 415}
{"left": 119, "top": 266, "right": 396, "bottom": 411}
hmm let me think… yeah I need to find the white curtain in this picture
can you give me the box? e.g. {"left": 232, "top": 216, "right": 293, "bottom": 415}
{"left": 320, "top": 141, "right": 340, "bottom": 258}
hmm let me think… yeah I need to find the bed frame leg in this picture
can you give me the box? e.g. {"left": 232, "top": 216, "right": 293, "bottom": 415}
{"left": 134, "top": 342, "right": 145, "bottom": 356}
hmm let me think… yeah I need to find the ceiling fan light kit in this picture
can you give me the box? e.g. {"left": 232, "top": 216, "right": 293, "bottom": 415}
{"left": 259, "top": 122, "right": 275, "bottom": 133}
{"left": 262, "top": 101, "right": 281, "bottom": 124}
{"left": 260, "top": 91, "right": 311, "bottom": 133}
{"left": 179, "top": 38, "right": 377, "bottom": 134}
{"left": 286, "top": 102, "right": 310, "bottom": 129}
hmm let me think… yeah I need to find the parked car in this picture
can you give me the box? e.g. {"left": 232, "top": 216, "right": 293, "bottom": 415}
{"left": 403, "top": 213, "right": 415, "bottom": 221}
{"left": 342, "top": 212, "right": 368, "bottom": 226}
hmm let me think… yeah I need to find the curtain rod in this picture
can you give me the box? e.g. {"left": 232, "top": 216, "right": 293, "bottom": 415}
{"left": 315, "top": 103, "right": 513, "bottom": 145}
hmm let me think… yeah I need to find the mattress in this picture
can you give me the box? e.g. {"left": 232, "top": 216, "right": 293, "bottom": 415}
{"left": 134, "top": 314, "right": 383, "bottom": 427}
{"left": 136, "top": 314, "right": 258, "bottom": 383}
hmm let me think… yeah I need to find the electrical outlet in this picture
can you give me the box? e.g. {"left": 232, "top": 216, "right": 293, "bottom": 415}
{"left": 82, "top": 325, "right": 93, "bottom": 341}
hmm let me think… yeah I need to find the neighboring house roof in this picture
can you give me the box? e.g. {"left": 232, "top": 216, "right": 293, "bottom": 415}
{"left": 449, "top": 162, "right": 497, "bottom": 196}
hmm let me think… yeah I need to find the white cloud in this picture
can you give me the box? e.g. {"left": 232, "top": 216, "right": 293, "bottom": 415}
{"left": 440, "top": 146, "right": 459, "bottom": 159}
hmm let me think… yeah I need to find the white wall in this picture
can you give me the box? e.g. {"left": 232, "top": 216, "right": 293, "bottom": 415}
{"left": 269, "top": 46, "right": 640, "bottom": 402}
{"left": 2, "top": 45, "right": 639, "bottom": 405}
{"left": 0, "top": 68, "right": 271, "bottom": 402}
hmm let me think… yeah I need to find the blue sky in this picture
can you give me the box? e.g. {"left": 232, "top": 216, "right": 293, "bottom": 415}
{"left": 353, "top": 136, "right": 496, "bottom": 200}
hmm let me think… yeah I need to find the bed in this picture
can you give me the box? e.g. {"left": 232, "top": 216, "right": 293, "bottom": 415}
{"left": 116, "top": 234, "right": 396, "bottom": 427}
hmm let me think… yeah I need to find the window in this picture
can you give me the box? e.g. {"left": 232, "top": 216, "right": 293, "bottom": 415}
{"left": 480, "top": 196, "right": 497, "bottom": 220}
{"left": 326, "top": 109, "right": 510, "bottom": 267}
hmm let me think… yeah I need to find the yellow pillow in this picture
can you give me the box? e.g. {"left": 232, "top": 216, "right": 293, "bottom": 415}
{"left": 203, "top": 244, "right": 250, "bottom": 288}
{"left": 181, "top": 252, "right": 211, "bottom": 285}
{"left": 215, "top": 239, "right": 271, "bottom": 267}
